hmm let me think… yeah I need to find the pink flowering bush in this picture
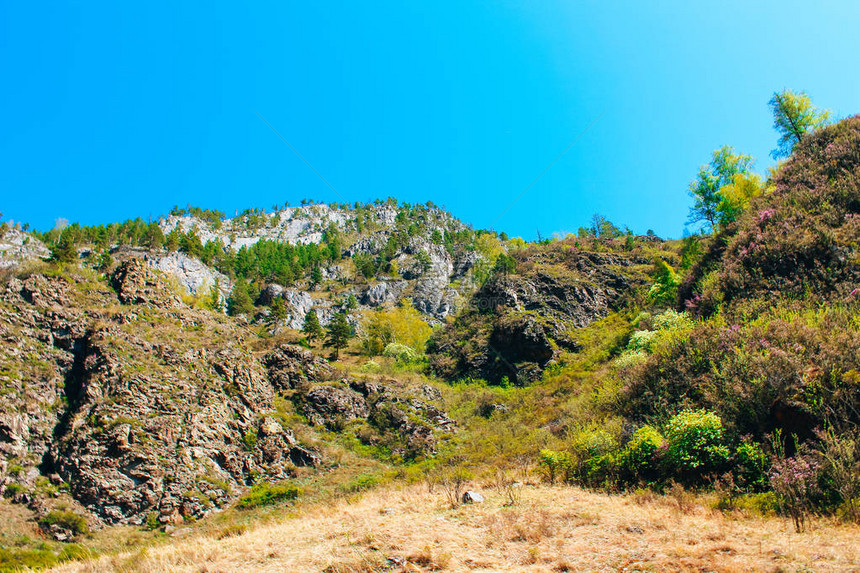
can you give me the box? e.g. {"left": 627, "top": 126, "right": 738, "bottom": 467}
{"left": 683, "top": 115, "right": 860, "bottom": 314}
{"left": 769, "top": 455, "right": 821, "bottom": 532}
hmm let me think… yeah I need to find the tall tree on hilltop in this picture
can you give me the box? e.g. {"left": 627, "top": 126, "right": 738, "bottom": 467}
{"left": 689, "top": 146, "right": 754, "bottom": 232}
{"left": 769, "top": 90, "right": 832, "bottom": 159}
{"left": 50, "top": 232, "right": 78, "bottom": 264}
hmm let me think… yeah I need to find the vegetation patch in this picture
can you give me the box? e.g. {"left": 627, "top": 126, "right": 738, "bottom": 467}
{"left": 236, "top": 482, "right": 301, "bottom": 509}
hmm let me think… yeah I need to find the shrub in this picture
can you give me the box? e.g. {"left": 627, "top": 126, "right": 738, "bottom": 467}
{"left": 617, "top": 425, "right": 665, "bottom": 483}
{"left": 38, "top": 510, "right": 90, "bottom": 537}
{"left": 3, "top": 483, "right": 26, "bottom": 498}
{"left": 769, "top": 455, "right": 820, "bottom": 532}
{"left": 733, "top": 438, "right": 769, "bottom": 492}
{"left": 0, "top": 547, "right": 59, "bottom": 569}
{"left": 382, "top": 342, "right": 420, "bottom": 364}
{"left": 569, "top": 427, "right": 618, "bottom": 487}
{"left": 537, "top": 449, "right": 571, "bottom": 485}
{"left": 815, "top": 426, "right": 860, "bottom": 523}
{"left": 361, "top": 303, "right": 432, "bottom": 356}
{"left": 438, "top": 467, "right": 473, "bottom": 508}
{"left": 340, "top": 474, "right": 379, "bottom": 493}
{"left": 237, "top": 482, "right": 301, "bottom": 509}
{"left": 358, "top": 360, "right": 381, "bottom": 373}
{"left": 241, "top": 430, "right": 258, "bottom": 451}
{"left": 663, "top": 410, "right": 730, "bottom": 480}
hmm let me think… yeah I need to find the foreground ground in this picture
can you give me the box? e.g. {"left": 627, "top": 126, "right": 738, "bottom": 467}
{"left": 49, "top": 483, "right": 859, "bottom": 573}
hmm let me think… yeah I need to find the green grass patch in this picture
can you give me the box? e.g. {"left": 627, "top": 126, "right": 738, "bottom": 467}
{"left": 236, "top": 482, "right": 301, "bottom": 509}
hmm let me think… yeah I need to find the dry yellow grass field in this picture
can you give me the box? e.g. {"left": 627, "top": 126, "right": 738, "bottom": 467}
{"left": 48, "top": 483, "right": 859, "bottom": 573}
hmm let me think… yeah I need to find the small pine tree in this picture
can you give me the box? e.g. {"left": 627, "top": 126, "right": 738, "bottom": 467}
{"left": 227, "top": 280, "right": 255, "bottom": 316}
{"left": 50, "top": 233, "right": 78, "bottom": 264}
{"left": 310, "top": 266, "right": 323, "bottom": 288}
{"left": 345, "top": 294, "right": 358, "bottom": 310}
{"left": 302, "top": 309, "right": 323, "bottom": 344}
{"left": 270, "top": 297, "right": 288, "bottom": 322}
{"left": 324, "top": 312, "right": 352, "bottom": 359}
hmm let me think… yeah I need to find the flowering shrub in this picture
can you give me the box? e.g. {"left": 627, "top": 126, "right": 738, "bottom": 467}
{"left": 691, "top": 116, "right": 860, "bottom": 309}
{"left": 663, "top": 410, "right": 730, "bottom": 479}
{"left": 769, "top": 455, "right": 820, "bottom": 532}
{"left": 382, "top": 342, "right": 421, "bottom": 364}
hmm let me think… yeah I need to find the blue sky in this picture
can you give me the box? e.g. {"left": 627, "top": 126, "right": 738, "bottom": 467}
{"left": 2, "top": 2, "right": 858, "bottom": 239}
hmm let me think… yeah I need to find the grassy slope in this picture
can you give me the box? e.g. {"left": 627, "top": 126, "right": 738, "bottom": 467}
{"left": 48, "top": 482, "right": 860, "bottom": 572}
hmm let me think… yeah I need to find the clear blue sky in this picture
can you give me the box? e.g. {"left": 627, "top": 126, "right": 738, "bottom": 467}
{"left": 2, "top": 2, "right": 859, "bottom": 239}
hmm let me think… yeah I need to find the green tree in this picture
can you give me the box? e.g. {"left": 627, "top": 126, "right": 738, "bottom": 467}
{"left": 310, "top": 266, "right": 323, "bottom": 288}
{"left": 270, "top": 297, "right": 288, "bottom": 322}
{"left": 324, "top": 312, "right": 352, "bottom": 359}
{"left": 50, "top": 232, "right": 78, "bottom": 264}
{"left": 227, "top": 280, "right": 255, "bottom": 316}
{"left": 415, "top": 250, "right": 433, "bottom": 273}
{"left": 715, "top": 172, "right": 765, "bottom": 225}
{"left": 144, "top": 222, "right": 164, "bottom": 251}
{"left": 492, "top": 253, "right": 517, "bottom": 275}
{"left": 165, "top": 229, "right": 181, "bottom": 252}
{"left": 302, "top": 309, "right": 323, "bottom": 344}
{"left": 180, "top": 231, "right": 204, "bottom": 259}
{"left": 688, "top": 146, "right": 754, "bottom": 231}
{"left": 769, "top": 89, "right": 831, "bottom": 159}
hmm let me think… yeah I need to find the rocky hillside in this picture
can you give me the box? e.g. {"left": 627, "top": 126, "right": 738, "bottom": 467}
{"left": 0, "top": 228, "right": 50, "bottom": 270}
{"left": 429, "top": 240, "right": 661, "bottom": 385}
{"left": 29, "top": 201, "right": 488, "bottom": 329}
{"left": 0, "top": 259, "right": 454, "bottom": 533}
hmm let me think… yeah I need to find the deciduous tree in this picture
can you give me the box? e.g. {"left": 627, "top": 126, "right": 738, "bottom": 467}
{"left": 688, "top": 146, "right": 754, "bottom": 231}
{"left": 769, "top": 90, "right": 831, "bottom": 159}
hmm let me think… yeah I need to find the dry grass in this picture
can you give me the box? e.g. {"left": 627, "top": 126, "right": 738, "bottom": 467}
{"left": 48, "top": 484, "right": 860, "bottom": 572}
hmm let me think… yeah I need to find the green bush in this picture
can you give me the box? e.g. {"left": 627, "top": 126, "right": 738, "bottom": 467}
{"left": 0, "top": 547, "right": 60, "bottom": 569}
{"left": 733, "top": 439, "right": 769, "bottom": 492}
{"left": 340, "top": 473, "right": 380, "bottom": 493}
{"left": 38, "top": 510, "right": 90, "bottom": 537}
{"left": 538, "top": 449, "right": 572, "bottom": 485}
{"left": 241, "top": 430, "right": 258, "bottom": 451}
{"left": 663, "top": 410, "right": 730, "bottom": 479}
{"left": 237, "top": 482, "right": 301, "bottom": 509}
{"left": 3, "top": 483, "right": 26, "bottom": 498}
{"left": 617, "top": 425, "right": 665, "bottom": 482}
{"left": 570, "top": 427, "right": 618, "bottom": 487}
{"left": 382, "top": 342, "right": 421, "bottom": 364}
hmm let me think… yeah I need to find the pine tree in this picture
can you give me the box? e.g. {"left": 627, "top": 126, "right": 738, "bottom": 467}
{"left": 270, "top": 297, "right": 288, "bottom": 322}
{"left": 227, "top": 280, "right": 255, "bottom": 316}
{"left": 310, "top": 266, "right": 323, "bottom": 288}
{"left": 50, "top": 232, "right": 78, "bottom": 264}
{"left": 324, "top": 312, "right": 352, "bottom": 359}
{"left": 302, "top": 309, "right": 323, "bottom": 344}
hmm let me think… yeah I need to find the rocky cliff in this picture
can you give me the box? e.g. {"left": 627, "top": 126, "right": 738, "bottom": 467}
{"left": 156, "top": 203, "right": 482, "bottom": 323}
{"left": 0, "top": 259, "right": 453, "bottom": 529}
{"left": 429, "top": 245, "right": 653, "bottom": 385}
